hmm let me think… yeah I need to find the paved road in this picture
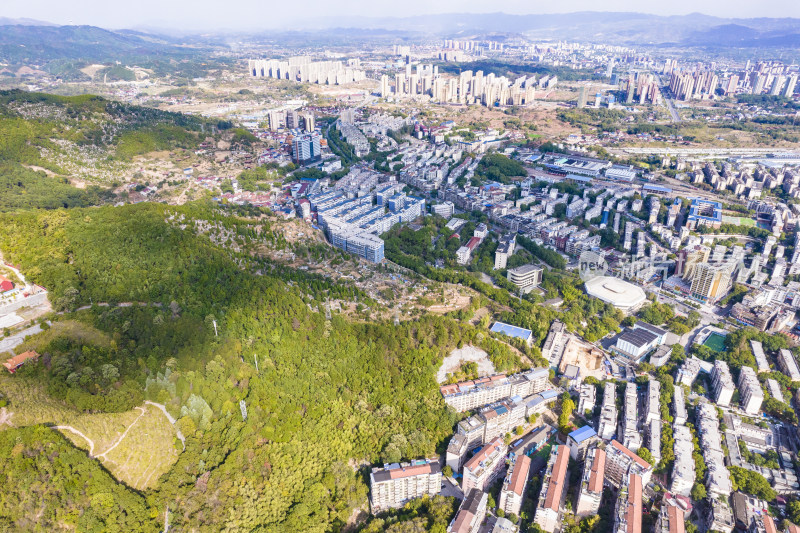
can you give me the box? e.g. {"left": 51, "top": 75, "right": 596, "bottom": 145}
{"left": 654, "top": 73, "right": 681, "bottom": 123}
{"left": 0, "top": 322, "right": 45, "bottom": 353}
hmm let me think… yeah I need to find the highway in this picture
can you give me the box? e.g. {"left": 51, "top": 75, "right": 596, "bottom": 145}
{"left": 654, "top": 73, "right": 681, "bottom": 123}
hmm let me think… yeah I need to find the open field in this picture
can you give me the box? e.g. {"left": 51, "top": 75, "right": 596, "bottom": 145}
{"left": 0, "top": 374, "right": 180, "bottom": 489}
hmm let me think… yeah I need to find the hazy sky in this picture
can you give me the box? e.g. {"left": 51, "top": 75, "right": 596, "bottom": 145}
{"left": 3, "top": 0, "right": 800, "bottom": 30}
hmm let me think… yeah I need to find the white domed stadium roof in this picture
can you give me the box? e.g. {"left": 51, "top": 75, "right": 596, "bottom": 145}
{"left": 584, "top": 276, "right": 647, "bottom": 311}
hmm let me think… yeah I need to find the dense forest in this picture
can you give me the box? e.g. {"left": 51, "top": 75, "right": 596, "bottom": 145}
{"left": 0, "top": 201, "right": 527, "bottom": 531}
{"left": 0, "top": 162, "right": 112, "bottom": 211}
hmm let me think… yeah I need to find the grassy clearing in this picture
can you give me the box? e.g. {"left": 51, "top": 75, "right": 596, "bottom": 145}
{"left": 14, "top": 319, "right": 111, "bottom": 354}
{"left": 101, "top": 403, "right": 180, "bottom": 490}
{"left": 0, "top": 375, "right": 179, "bottom": 489}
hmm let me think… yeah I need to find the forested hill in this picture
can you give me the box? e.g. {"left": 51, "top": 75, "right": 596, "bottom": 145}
{"left": 0, "top": 90, "right": 224, "bottom": 169}
{"left": 0, "top": 202, "right": 525, "bottom": 531}
{"left": 0, "top": 90, "right": 230, "bottom": 211}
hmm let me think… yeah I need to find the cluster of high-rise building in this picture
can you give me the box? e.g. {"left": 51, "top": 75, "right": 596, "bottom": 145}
{"left": 248, "top": 56, "right": 366, "bottom": 85}
{"left": 664, "top": 58, "right": 798, "bottom": 100}
{"left": 380, "top": 66, "right": 537, "bottom": 107}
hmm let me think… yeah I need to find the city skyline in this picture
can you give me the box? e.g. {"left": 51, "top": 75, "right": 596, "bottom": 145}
{"left": 2, "top": 1, "right": 800, "bottom": 31}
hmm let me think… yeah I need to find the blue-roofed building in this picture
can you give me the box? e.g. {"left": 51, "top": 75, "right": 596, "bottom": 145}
{"left": 490, "top": 322, "right": 534, "bottom": 346}
{"left": 686, "top": 198, "right": 722, "bottom": 230}
{"left": 567, "top": 425, "right": 599, "bottom": 460}
{"left": 642, "top": 184, "right": 672, "bottom": 195}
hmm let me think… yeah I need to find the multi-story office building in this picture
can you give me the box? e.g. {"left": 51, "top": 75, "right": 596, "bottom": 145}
{"left": 738, "top": 366, "right": 764, "bottom": 415}
{"left": 598, "top": 382, "right": 619, "bottom": 440}
{"left": 605, "top": 440, "right": 652, "bottom": 489}
{"left": 689, "top": 262, "right": 732, "bottom": 302}
{"left": 711, "top": 360, "right": 735, "bottom": 407}
{"left": 369, "top": 459, "right": 442, "bottom": 512}
{"left": 462, "top": 437, "right": 507, "bottom": 492}
{"left": 292, "top": 133, "right": 322, "bottom": 163}
{"left": 778, "top": 349, "right": 800, "bottom": 382}
{"left": 439, "top": 368, "right": 550, "bottom": 412}
{"left": 613, "top": 473, "right": 642, "bottom": 533}
{"left": 507, "top": 264, "right": 543, "bottom": 293}
{"left": 534, "top": 445, "right": 570, "bottom": 533}
{"left": 498, "top": 454, "right": 531, "bottom": 517}
{"left": 576, "top": 446, "right": 606, "bottom": 517}
{"left": 448, "top": 489, "right": 488, "bottom": 533}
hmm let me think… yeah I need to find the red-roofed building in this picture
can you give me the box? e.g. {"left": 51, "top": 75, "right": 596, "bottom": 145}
{"left": 3, "top": 351, "right": 39, "bottom": 373}
{"left": 606, "top": 440, "right": 652, "bottom": 489}
{"left": 534, "top": 445, "right": 570, "bottom": 532}
{"left": 577, "top": 446, "right": 605, "bottom": 517}
{"left": 0, "top": 277, "right": 13, "bottom": 293}
{"left": 498, "top": 454, "right": 531, "bottom": 517}
{"left": 462, "top": 437, "right": 507, "bottom": 492}
{"left": 614, "top": 473, "right": 642, "bottom": 533}
{"left": 369, "top": 458, "right": 442, "bottom": 512}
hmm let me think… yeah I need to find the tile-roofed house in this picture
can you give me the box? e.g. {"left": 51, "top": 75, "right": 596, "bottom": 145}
{"left": 3, "top": 350, "right": 39, "bottom": 373}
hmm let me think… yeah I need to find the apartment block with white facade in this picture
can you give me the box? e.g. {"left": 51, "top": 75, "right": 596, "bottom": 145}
{"left": 369, "top": 458, "right": 442, "bottom": 512}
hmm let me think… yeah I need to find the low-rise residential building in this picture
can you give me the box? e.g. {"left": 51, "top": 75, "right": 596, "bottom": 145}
{"left": 567, "top": 426, "right": 599, "bottom": 461}
{"left": 670, "top": 425, "right": 695, "bottom": 497}
{"left": 750, "top": 340, "right": 771, "bottom": 373}
{"left": 369, "top": 458, "right": 442, "bottom": 512}
{"left": 439, "top": 368, "right": 550, "bottom": 412}
{"left": 697, "top": 402, "right": 732, "bottom": 497}
{"left": 605, "top": 440, "right": 652, "bottom": 489}
{"left": 738, "top": 366, "right": 763, "bottom": 415}
{"left": 778, "top": 349, "right": 800, "bottom": 382}
{"left": 644, "top": 380, "right": 660, "bottom": 426}
{"left": 620, "top": 382, "right": 641, "bottom": 452}
{"left": 766, "top": 378, "right": 785, "bottom": 403}
{"left": 541, "top": 320, "right": 567, "bottom": 367}
{"left": 498, "top": 454, "right": 531, "bottom": 517}
{"left": 655, "top": 495, "right": 687, "bottom": 533}
{"left": 673, "top": 386, "right": 687, "bottom": 426}
{"left": 711, "top": 360, "right": 734, "bottom": 407}
{"left": 705, "top": 498, "right": 735, "bottom": 533}
{"left": 598, "top": 382, "right": 619, "bottom": 440}
{"left": 462, "top": 437, "right": 507, "bottom": 493}
{"left": 577, "top": 382, "right": 596, "bottom": 416}
{"left": 576, "top": 446, "right": 606, "bottom": 517}
{"left": 613, "top": 473, "right": 642, "bottom": 533}
{"left": 534, "top": 445, "right": 570, "bottom": 533}
{"left": 448, "top": 488, "right": 488, "bottom": 533}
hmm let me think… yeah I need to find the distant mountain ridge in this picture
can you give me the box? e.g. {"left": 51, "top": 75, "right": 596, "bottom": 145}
{"left": 296, "top": 11, "right": 800, "bottom": 47}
